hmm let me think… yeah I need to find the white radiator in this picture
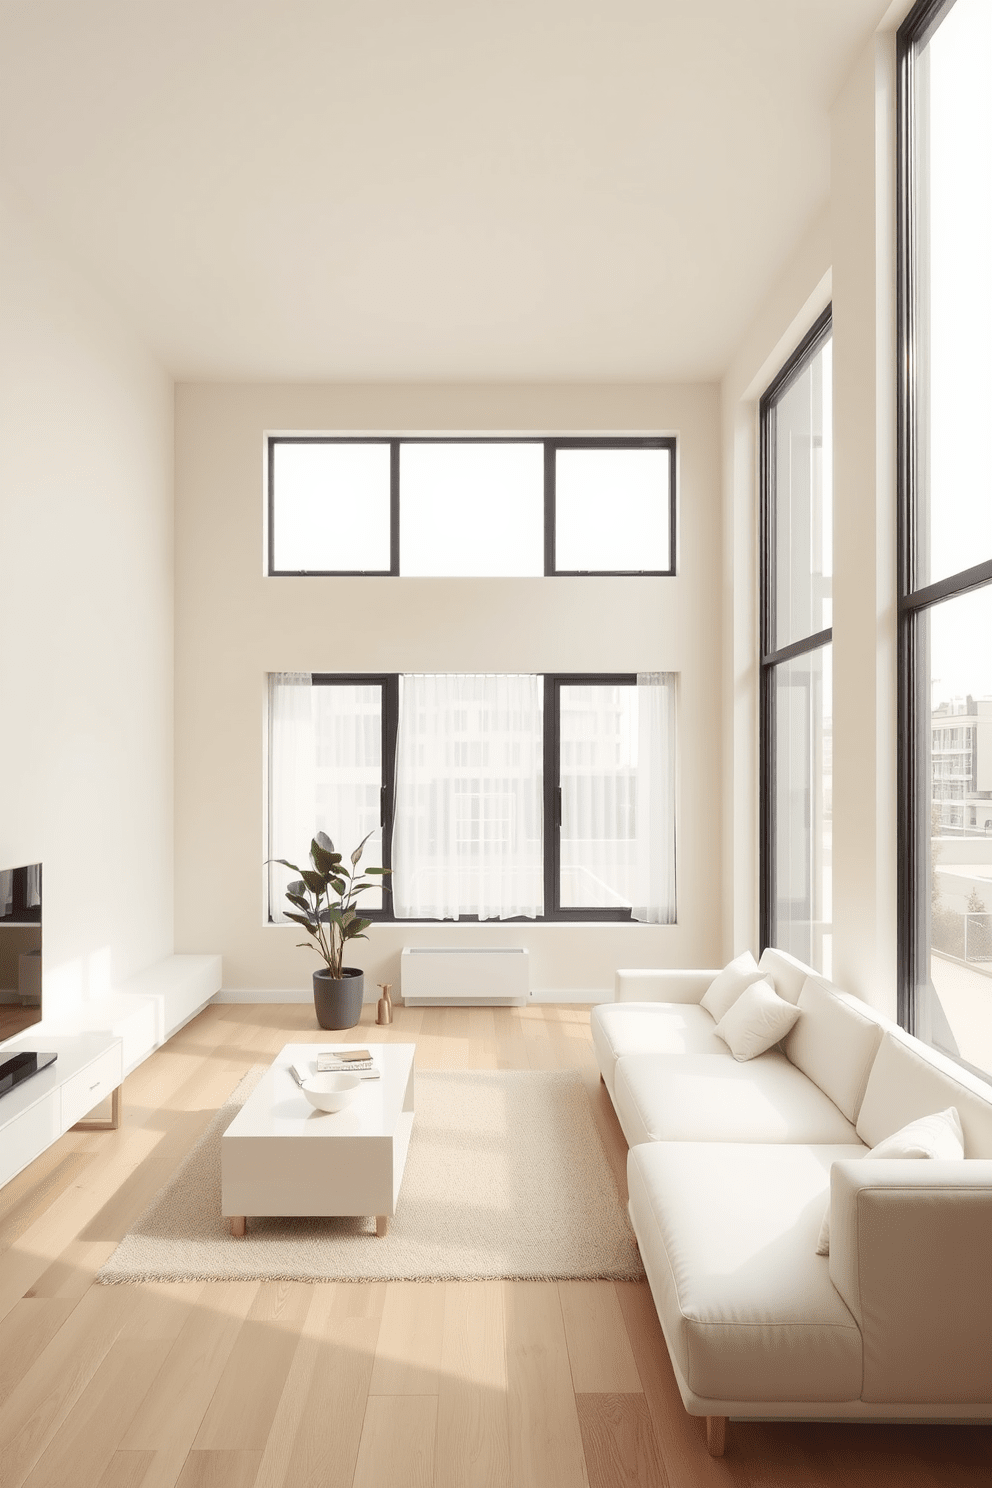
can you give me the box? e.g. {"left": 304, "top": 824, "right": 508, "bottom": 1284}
{"left": 401, "top": 947, "right": 530, "bottom": 1006}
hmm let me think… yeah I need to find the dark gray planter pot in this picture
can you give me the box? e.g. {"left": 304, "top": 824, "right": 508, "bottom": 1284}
{"left": 312, "top": 967, "right": 364, "bottom": 1030}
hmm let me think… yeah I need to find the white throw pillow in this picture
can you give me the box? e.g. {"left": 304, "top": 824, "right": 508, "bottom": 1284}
{"left": 816, "top": 1105, "right": 964, "bottom": 1255}
{"left": 713, "top": 977, "right": 800, "bottom": 1061}
{"left": 700, "top": 951, "right": 764, "bottom": 1023}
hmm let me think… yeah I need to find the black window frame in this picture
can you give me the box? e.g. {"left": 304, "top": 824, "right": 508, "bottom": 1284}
{"left": 896, "top": 0, "right": 992, "bottom": 1066}
{"left": 309, "top": 672, "right": 398, "bottom": 919}
{"left": 267, "top": 435, "right": 676, "bottom": 579}
{"left": 267, "top": 438, "right": 399, "bottom": 577}
{"left": 759, "top": 305, "right": 833, "bottom": 958}
{"left": 270, "top": 671, "right": 659, "bottom": 924}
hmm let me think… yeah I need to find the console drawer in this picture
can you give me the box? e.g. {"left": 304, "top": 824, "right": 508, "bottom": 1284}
{"left": 61, "top": 1044, "right": 122, "bottom": 1130}
{"left": 0, "top": 1095, "right": 60, "bottom": 1187}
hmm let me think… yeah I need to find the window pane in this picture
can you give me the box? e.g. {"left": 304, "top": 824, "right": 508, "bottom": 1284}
{"left": 271, "top": 442, "right": 391, "bottom": 573}
{"left": 392, "top": 674, "right": 544, "bottom": 919}
{"left": 774, "top": 337, "right": 832, "bottom": 648}
{"left": 772, "top": 646, "right": 832, "bottom": 975}
{"left": 312, "top": 684, "right": 384, "bottom": 909}
{"left": 560, "top": 684, "right": 637, "bottom": 908}
{"left": 399, "top": 443, "right": 543, "bottom": 576}
{"left": 923, "top": 587, "right": 992, "bottom": 1078}
{"left": 915, "top": 0, "right": 992, "bottom": 587}
{"left": 555, "top": 448, "right": 671, "bottom": 572}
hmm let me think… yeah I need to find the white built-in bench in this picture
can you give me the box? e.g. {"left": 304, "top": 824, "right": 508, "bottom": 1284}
{"left": 55, "top": 954, "right": 223, "bottom": 1073}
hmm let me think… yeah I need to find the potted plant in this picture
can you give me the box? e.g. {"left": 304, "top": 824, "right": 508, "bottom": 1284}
{"left": 271, "top": 829, "right": 389, "bottom": 1030}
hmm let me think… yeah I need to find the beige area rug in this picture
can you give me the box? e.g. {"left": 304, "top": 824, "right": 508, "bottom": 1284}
{"left": 97, "top": 1068, "right": 643, "bottom": 1283}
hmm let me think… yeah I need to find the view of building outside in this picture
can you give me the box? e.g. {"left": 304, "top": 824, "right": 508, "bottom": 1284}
{"left": 910, "top": 0, "right": 992, "bottom": 1079}
{"left": 925, "top": 594, "right": 992, "bottom": 1077}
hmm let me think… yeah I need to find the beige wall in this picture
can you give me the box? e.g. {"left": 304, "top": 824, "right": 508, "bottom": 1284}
{"left": 719, "top": 12, "right": 904, "bottom": 1016}
{"left": 174, "top": 382, "right": 722, "bottom": 995}
{"left": 829, "top": 30, "right": 899, "bottom": 1017}
{"left": 0, "top": 182, "right": 174, "bottom": 1024}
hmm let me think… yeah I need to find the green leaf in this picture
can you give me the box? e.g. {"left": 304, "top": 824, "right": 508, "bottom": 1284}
{"left": 285, "top": 891, "right": 310, "bottom": 911}
{"left": 314, "top": 829, "right": 336, "bottom": 854}
{"left": 285, "top": 910, "right": 318, "bottom": 931}
{"left": 330, "top": 878, "right": 347, "bottom": 897}
{"left": 301, "top": 869, "right": 327, "bottom": 896}
{"left": 364, "top": 867, "right": 389, "bottom": 875}
{"left": 269, "top": 857, "right": 301, "bottom": 874}
{"left": 311, "top": 837, "right": 342, "bottom": 875}
{"left": 286, "top": 878, "right": 308, "bottom": 899}
{"left": 351, "top": 830, "right": 375, "bottom": 867}
{"left": 345, "top": 917, "right": 372, "bottom": 938}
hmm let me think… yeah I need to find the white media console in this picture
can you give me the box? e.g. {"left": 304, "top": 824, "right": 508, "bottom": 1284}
{"left": 0, "top": 1032, "right": 124, "bottom": 1188}
{"left": 0, "top": 953, "right": 222, "bottom": 1191}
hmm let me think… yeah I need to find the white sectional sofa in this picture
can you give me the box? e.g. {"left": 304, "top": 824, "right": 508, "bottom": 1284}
{"left": 592, "top": 947, "right": 992, "bottom": 1455}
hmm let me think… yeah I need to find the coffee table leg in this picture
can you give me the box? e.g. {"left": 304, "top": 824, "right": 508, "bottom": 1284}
{"left": 231, "top": 1216, "right": 246, "bottom": 1238}
{"left": 376, "top": 1215, "right": 388, "bottom": 1237}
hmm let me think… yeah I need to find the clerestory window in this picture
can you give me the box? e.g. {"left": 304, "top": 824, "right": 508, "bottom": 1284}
{"left": 267, "top": 436, "right": 676, "bottom": 577}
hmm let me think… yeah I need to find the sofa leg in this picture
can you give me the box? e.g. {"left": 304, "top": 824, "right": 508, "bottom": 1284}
{"left": 706, "top": 1416, "right": 727, "bottom": 1457}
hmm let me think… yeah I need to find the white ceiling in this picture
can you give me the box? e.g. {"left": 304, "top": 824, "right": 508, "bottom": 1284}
{"left": 0, "top": 0, "right": 890, "bottom": 382}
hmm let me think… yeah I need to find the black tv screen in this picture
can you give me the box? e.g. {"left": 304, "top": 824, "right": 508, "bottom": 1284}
{"left": 0, "top": 864, "right": 42, "bottom": 1046}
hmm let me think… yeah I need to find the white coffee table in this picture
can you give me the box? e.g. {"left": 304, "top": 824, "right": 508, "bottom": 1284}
{"left": 221, "top": 1042, "right": 415, "bottom": 1237}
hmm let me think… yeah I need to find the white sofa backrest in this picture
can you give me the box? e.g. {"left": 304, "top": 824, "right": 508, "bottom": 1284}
{"left": 757, "top": 946, "right": 814, "bottom": 1004}
{"left": 782, "top": 976, "right": 886, "bottom": 1124}
{"left": 857, "top": 1029, "right": 992, "bottom": 1157}
{"left": 614, "top": 968, "right": 719, "bottom": 1004}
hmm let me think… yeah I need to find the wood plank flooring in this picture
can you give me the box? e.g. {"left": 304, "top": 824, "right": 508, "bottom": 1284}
{"left": 1, "top": 1001, "right": 989, "bottom": 1487}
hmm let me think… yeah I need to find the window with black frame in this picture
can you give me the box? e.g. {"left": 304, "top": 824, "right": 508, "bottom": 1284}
{"left": 267, "top": 672, "right": 677, "bottom": 924}
{"left": 760, "top": 308, "right": 833, "bottom": 974}
{"left": 898, "top": 0, "right": 992, "bottom": 1080}
{"left": 267, "top": 436, "right": 676, "bottom": 577}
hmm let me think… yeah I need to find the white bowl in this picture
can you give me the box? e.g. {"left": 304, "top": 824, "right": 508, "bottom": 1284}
{"left": 301, "top": 1071, "right": 361, "bottom": 1113}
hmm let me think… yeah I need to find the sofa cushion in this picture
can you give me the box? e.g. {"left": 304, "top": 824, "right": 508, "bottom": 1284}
{"left": 613, "top": 1051, "right": 863, "bottom": 1147}
{"left": 590, "top": 1002, "right": 725, "bottom": 1093}
{"left": 698, "top": 950, "right": 763, "bottom": 1022}
{"left": 856, "top": 1030, "right": 992, "bottom": 1156}
{"left": 714, "top": 977, "right": 800, "bottom": 1060}
{"left": 782, "top": 977, "right": 885, "bottom": 1123}
{"left": 627, "top": 1140, "right": 866, "bottom": 1403}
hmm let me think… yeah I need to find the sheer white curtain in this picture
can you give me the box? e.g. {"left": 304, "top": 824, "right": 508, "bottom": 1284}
{"left": 559, "top": 684, "right": 639, "bottom": 909}
{"left": 268, "top": 672, "right": 316, "bottom": 922}
{"left": 632, "top": 672, "right": 677, "bottom": 924}
{"left": 392, "top": 674, "right": 544, "bottom": 920}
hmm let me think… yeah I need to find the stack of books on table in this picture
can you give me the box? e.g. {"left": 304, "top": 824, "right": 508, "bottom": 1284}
{"left": 290, "top": 1049, "right": 381, "bottom": 1084}
{"left": 317, "top": 1047, "right": 380, "bottom": 1079}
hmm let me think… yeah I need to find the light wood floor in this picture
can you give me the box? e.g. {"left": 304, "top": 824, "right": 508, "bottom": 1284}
{"left": 1, "top": 1002, "right": 989, "bottom": 1488}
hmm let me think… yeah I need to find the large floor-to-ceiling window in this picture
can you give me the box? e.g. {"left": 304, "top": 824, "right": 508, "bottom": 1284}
{"left": 760, "top": 310, "right": 833, "bottom": 973}
{"left": 898, "top": 0, "right": 992, "bottom": 1080}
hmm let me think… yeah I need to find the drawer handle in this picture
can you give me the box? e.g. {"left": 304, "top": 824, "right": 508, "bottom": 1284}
{"left": 89, "top": 1082, "right": 100, "bottom": 1091}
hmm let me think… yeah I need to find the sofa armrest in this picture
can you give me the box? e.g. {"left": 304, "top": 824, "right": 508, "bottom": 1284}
{"left": 828, "top": 1158, "right": 992, "bottom": 1405}
{"left": 613, "top": 969, "right": 718, "bottom": 1004}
